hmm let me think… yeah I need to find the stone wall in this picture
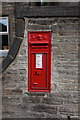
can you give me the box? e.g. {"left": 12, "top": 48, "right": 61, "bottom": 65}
{"left": 2, "top": 17, "right": 79, "bottom": 119}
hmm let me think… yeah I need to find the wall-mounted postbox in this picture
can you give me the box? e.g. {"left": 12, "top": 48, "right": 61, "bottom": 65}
{"left": 28, "top": 31, "right": 51, "bottom": 92}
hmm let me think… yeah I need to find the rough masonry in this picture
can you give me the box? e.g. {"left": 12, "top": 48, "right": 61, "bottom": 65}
{"left": 2, "top": 17, "right": 79, "bottom": 119}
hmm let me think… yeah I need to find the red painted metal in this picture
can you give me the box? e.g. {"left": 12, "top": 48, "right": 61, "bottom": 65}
{"left": 28, "top": 31, "right": 51, "bottom": 92}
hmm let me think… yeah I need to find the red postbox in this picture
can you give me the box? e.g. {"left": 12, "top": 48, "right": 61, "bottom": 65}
{"left": 28, "top": 31, "right": 51, "bottom": 92}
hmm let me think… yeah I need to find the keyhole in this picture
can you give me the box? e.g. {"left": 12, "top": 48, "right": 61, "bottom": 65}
{"left": 35, "top": 72, "right": 37, "bottom": 74}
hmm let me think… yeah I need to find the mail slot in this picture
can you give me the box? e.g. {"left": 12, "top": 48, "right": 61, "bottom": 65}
{"left": 28, "top": 31, "right": 51, "bottom": 92}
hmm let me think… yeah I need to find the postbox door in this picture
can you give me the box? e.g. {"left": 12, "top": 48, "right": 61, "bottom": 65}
{"left": 28, "top": 31, "right": 51, "bottom": 92}
{"left": 31, "top": 53, "right": 47, "bottom": 89}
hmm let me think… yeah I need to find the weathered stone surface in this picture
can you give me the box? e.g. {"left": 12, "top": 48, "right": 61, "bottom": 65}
{"left": 16, "top": 19, "right": 25, "bottom": 37}
{"left": 16, "top": 6, "right": 78, "bottom": 18}
{"left": 1, "top": 16, "right": 79, "bottom": 118}
{"left": 2, "top": 3, "right": 14, "bottom": 15}
{"left": 32, "top": 104, "right": 57, "bottom": 114}
{"left": 59, "top": 105, "right": 78, "bottom": 116}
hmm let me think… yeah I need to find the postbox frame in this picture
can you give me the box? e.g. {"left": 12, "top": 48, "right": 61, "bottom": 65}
{"left": 28, "top": 31, "right": 51, "bottom": 92}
